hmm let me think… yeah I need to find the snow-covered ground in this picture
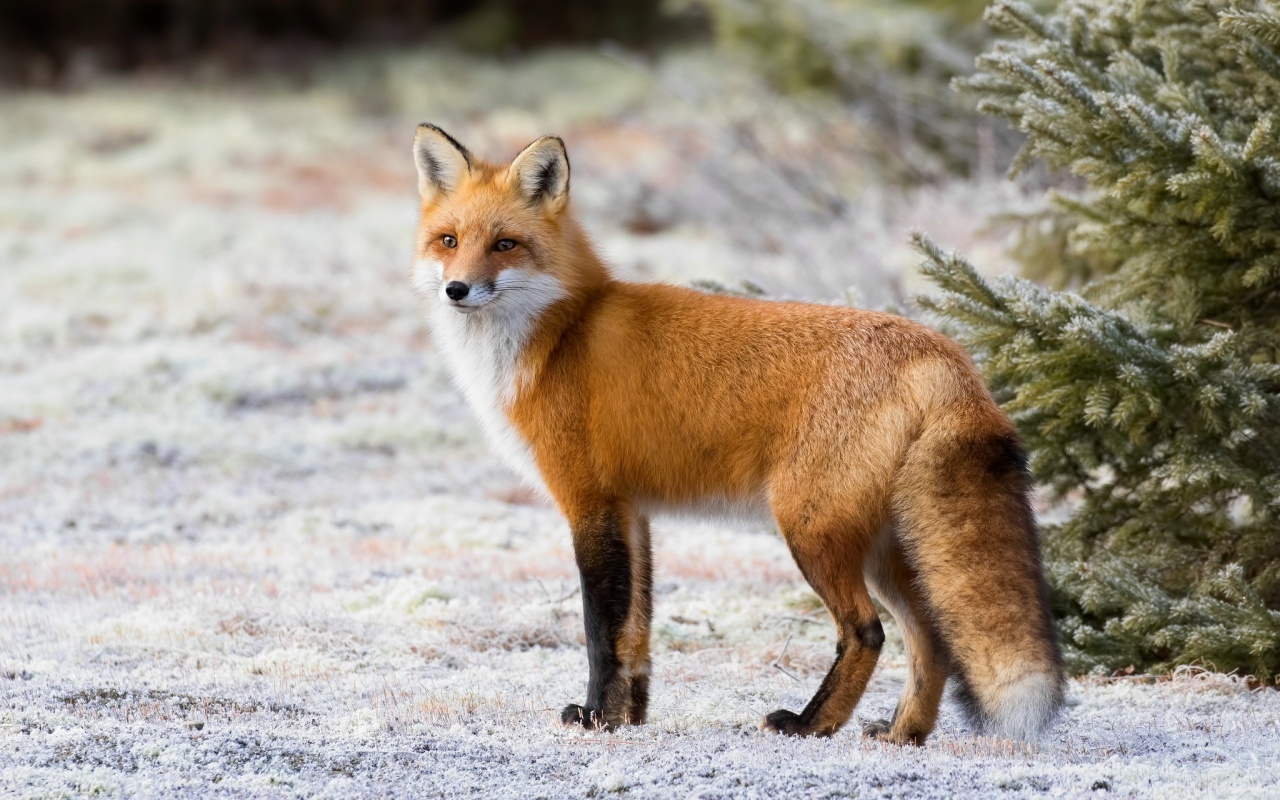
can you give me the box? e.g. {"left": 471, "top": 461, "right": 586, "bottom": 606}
{"left": 1, "top": 49, "right": 1277, "bottom": 799}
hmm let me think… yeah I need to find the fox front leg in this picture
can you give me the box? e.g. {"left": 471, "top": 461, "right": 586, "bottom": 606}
{"left": 560, "top": 504, "right": 652, "bottom": 730}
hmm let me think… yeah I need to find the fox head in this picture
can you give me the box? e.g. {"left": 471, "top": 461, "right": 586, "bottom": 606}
{"left": 411, "top": 124, "right": 602, "bottom": 320}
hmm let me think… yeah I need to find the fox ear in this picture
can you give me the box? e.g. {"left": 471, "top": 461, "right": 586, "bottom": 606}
{"left": 414, "top": 123, "right": 471, "bottom": 201}
{"left": 509, "top": 135, "right": 569, "bottom": 211}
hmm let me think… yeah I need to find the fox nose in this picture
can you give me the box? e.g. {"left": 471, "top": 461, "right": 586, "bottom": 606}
{"left": 444, "top": 281, "right": 470, "bottom": 301}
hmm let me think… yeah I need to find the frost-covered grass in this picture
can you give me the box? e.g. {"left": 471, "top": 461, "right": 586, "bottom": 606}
{"left": 1, "top": 49, "right": 1278, "bottom": 799}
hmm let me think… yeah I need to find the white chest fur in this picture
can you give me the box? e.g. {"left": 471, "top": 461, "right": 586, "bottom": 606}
{"left": 419, "top": 263, "right": 564, "bottom": 493}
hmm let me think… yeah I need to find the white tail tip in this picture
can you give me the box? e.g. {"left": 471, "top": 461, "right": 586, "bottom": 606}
{"left": 986, "top": 671, "right": 1063, "bottom": 741}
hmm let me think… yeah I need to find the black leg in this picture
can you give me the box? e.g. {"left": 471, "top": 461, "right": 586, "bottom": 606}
{"left": 760, "top": 523, "right": 883, "bottom": 737}
{"left": 561, "top": 505, "right": 636, "bottom": 729}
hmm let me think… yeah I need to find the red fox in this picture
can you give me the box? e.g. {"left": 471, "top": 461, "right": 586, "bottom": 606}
{"left": 411, "top": 124, "right": 1065, "bottom": 743}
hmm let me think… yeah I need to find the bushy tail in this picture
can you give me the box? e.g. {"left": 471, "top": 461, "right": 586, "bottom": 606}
{"left": 893, "top": 423, "right": 1065, "bottom": 741}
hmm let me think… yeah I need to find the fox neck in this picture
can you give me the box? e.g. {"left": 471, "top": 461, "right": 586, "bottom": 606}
{"left": 428, "top": 247, "right": 607, "bottom": 487}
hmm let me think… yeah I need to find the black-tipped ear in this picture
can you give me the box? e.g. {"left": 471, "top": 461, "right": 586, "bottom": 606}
{"left": 508, "top": 135, "right": 570, "bottom": 210}
{"left": 414, "top": 124, "right": 471, "bottom": 201}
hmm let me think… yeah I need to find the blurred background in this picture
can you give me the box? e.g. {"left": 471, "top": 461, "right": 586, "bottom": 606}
{"left": 0, "top": 0, "right": 1040, "bottom": 303}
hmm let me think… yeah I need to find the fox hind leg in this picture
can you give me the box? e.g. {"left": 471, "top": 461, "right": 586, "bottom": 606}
{"left": 762, "top": 516, "right": 883, "bottom": 738}
{"left": 861, "top": 529, "right": 947, "bottom": 745}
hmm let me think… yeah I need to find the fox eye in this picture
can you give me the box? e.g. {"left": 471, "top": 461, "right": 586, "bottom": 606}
{"left": 441, "top": 235, "right": 457, "bottom": 248}
{"left": 494, "top": 239, "right": 517, "bottom": 252}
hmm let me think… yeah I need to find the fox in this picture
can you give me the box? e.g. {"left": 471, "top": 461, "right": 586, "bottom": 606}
{"left": 410, "top": 123, "right": 1065, "bottom": 744}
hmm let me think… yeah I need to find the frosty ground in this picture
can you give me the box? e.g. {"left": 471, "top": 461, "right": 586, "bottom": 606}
{"left": 1, "top": 50, "right": 1277, "bottom": 798}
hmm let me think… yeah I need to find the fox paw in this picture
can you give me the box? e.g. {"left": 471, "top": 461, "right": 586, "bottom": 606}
{"left": 759, "top": 709, "right": 808, "bottom": 736}
{"left": 861, "top": 719, "right": 922, "bottom": 746}
{"left": 861, "top": 719, "right": 891, "bottom": 738}
{"left": 560, "top": 704, "right": 611, "bottom": 730}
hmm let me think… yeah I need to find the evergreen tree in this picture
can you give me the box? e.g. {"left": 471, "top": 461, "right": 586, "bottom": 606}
{"left": 917, "top": 0, "right": 1280, "bottom": 680}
